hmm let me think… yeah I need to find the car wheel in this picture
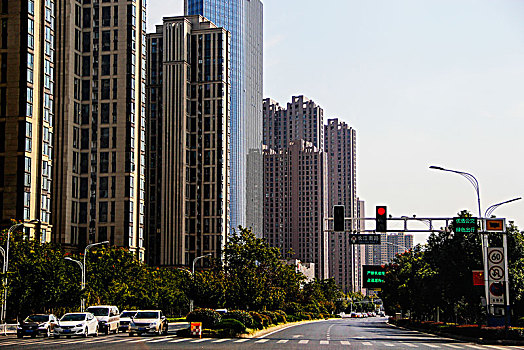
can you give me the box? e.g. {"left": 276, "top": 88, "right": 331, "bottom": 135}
{"left": 31, "top": 334, "right": 36, "bottom": 338}
{"left": 67, "top": 335, "right": 71, "bottom": 339}
{"left": 129, "top": 332, "right": 134, "bottom": 337}
{"left": 163, "top": 324, "right": 168, "bottom": 335}
{"left": 82, "top": 327, "right": 88, "bottom": 338}
{"left": 94, "top": 327, "right": 99, "bottom": 337}
{"left": 53, "top": 335, "right": 60, "bottom": 339}
{"left": 45, "top": 327, "right": 50, "bottom": 338}
{"left": 156, "top": 326, "right": 161, "bottom": 336}
{"left": 114, "top": 326, "right": 118, "bottom": 334}
{"left": 105, "top": 327, "right": 110, "bottom": 335}
{"left": 17, "top": 334, "right": 23, "bottom": 339}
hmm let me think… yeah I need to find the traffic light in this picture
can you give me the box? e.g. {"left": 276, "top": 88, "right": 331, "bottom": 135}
{"left": 376, "top": 206, "right": 387, "bottom": 232}
{"left": 334, "top": 205, "right": 345, "bottom": 232}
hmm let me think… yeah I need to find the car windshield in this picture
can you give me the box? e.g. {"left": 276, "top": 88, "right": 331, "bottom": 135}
{"left": 87, "top": 308, "right": 109, "bottom": 316}
{"left": 121, "top": 312, "right": 136, "bottom": 318}
{"left": 61, "top": 314, "right": 86, "bottom": 322}
{"left": 134, "top": 312, "right": 159, "bottom": 319}
{"left": 24, "top": 315, "right": 49, "bottom": 323}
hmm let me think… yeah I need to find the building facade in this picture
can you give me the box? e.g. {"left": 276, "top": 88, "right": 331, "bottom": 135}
{"left": 262, "top": 96, "right": 328, "bottom": 279}
{"left": 325, "top": 118, "right": 358, "bottom": 293}
{"left": 53, "top": 0, "right": 147, "bottom": 257}
{"left": 366, "top": 232, "right": 414, "bottom": 266}
{"left": 146, "top": 16, "right": 230, "bottom": 267}
{"left": 185, "top": 0, "right": 263, "bottom": 235}
{"left": 0, "top": 0, "right": 55, "bottom": 240}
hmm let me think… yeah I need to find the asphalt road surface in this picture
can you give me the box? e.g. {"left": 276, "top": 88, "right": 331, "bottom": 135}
{"left": 1, "top": 317, "right": 522, "bottom": 349}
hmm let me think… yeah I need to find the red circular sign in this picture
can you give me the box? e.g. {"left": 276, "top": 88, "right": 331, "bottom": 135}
{"left": 377, "top": 207, "right": 386, "bottom": 216}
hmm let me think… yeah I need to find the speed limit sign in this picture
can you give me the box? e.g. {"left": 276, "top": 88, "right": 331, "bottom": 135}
{"left": 487, "top": 247, "right": 505, "bottom": 305}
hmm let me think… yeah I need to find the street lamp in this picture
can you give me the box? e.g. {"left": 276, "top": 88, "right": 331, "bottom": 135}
{"left": 485, "top": 198, "right": 521, "bottom": 218}
{"left": 82, "top": 241, "right": 109, "bottom": 311}
{"left": 2, "top": 220, "right": 40, "bottom": 323}
{"left": 65, "top": 257, "right": 84, "bottom": 311}
{"left": 189, "top": 253, "right": 212, "bottom": 312}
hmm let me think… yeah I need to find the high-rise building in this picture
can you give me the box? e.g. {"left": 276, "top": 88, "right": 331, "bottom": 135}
{"left": 325, "top": 118, "right": 357, "bottom": 293}
{"left": 146, "top": 16, "right": 230, "bottom": 267}
{"left": 52, "top": 0, "right": 147, "bottom": 257}
{"left": 366, "top": 232, "right": 414, "bottom": 266}
{"left": 262, "top": 96, "right": 328, "bottom": 279}
{"left": 185, "top": 0, "right": 263, "bottom": 235}
{"left": 0, "top": 0, "right": 55, "bottom": 240}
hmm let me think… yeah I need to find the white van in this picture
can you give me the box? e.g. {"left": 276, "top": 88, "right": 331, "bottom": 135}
{"left": 86, "top": 305, "right": 120, "bottom": 335}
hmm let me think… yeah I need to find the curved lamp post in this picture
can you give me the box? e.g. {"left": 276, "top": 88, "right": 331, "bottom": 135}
{"left": 485, "top": 198, "right": 521, "bottom": 218}
{"left": 65, "top": 257, "right": 84, "bottom": 311}
{"left": 2, "top": 220, "right": 40, "bottom": 323}
{"left": 189, "top": 253, "right": 212, "bottom": 312}
{"left": 82, "top": 241, "right": 109, "bottom": 311}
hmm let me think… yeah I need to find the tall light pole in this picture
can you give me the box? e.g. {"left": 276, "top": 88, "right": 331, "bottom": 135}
{"left": 189, "top": 253, "right": 212, "bottom": 312}
{"left": 429, "top": 165, "right": 490, "bottom": 317}
{"left": 65, "top": 257, "right": 84, "bottom": 311}
{"left": 2, "top": 220, "right": 39, "bottom": 323}
{"left": 82, "top": 241, "right": 109, "bottom": 311}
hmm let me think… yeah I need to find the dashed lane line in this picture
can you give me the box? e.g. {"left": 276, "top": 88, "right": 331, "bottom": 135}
{"left": 298, "top": 340, "right": 309, "bottom": 344}
{"left": 234, "top": 339, "right": 249, "bottom": 343}
{"left": 276, "top": 340, "right": 289, "bottom": 343}
{"left": 341, "top": 341, "right": 351, "bottom": 345}
{"left": 320, "top": 340, "right": 329, "bottom": 345}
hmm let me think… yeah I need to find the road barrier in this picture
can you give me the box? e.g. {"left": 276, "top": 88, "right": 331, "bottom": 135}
{"left": 0, "top": 324, "right": 18, "bottom": 335}
{"left": 190, "top": 322, "right": 202, "bottom": 338}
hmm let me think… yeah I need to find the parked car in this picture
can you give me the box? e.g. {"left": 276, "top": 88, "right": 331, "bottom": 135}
{"left": 87, "top": 305, "right": 120, "bottom": 335}
{"left": 129, "top": 310, "right": 168, "bottom": 336}
{"left": 118, "top": 310, "right": 137, "bottom": 333}
{"left": 17, "top": 314, "right": 58, "bottom": 338}
{"left": 53, "top": 312, "right": 99, "bottom": 338}
{"left": 350, "top": 312, "right": 357, "bottom": 318}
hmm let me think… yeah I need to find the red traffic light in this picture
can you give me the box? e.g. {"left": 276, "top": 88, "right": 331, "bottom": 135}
{"left": 377, "top": 207, "right": 386, "bottom": 216}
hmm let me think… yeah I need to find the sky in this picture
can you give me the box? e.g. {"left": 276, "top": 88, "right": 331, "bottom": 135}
{"left": 148, "top": 0, "right": 524, "bottom": 244}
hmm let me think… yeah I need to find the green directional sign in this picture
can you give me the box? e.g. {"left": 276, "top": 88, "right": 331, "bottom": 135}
{"left": 363, "top": 265, "right": 386, "bottom": 289}
{"left": 453, "top": 217, "right": 478, "bottom": 234}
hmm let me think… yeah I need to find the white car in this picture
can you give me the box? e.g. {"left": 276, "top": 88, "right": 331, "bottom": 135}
{"left": 118, "top": 310, "right": 137, "bottom": 332}
{"left": 86, "top": 305, "right": 120, "bottom": 335}
{"left": 53, "top": 312, "right": 99, "bottom": 338}
{"left": 129, "top": 310, "right": 168, "bottom": 336}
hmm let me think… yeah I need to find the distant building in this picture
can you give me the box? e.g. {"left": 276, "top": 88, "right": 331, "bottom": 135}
{"left": 367, "top": 232, "right": 414, "bottom": 265}
{"left": 146, "top": 16, "right": 230, "bottom": 267}
{"left": 325, "top": 118, "right": 358, "bottom": 293}
{"left": 287, "top": 259, "right": 315, "bottom": 283}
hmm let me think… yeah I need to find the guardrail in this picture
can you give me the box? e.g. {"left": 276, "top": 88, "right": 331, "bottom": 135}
{"left": 0, "top": 324, "right": 19, "bottom": 335}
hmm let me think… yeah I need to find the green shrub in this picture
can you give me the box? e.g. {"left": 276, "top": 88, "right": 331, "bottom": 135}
{"left": 284, "top": 302, "right": 303, "bottom": 315}
{"left": 224, "top": 310, "right": 254, "bottom": 328}
{"left": 274, "top": 310, "right": 288, "bottom": 323}
{"left": 298, "top": 312, "right": 312, "bottom": 320}
{"left": 261, "top": 311, "right": 278, "bottom": 324}
{"left": 186, "top": 308, "right": 221, "bottom": 328}
{"left": 249, "top": 311, "right": 266, "bottom": 329}
{"left": 215, "top": 318, "right": 247, "bottom": 335}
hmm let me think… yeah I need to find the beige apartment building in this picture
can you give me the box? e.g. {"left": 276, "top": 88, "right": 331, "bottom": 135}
{"left": 0, "top": 0, "right": 55, "bottom": 240}
{"left": 146, "top": 16, "right": 230, "bottom": 267}
{"left": 53, "top": 0, "right": 147, "bottom": 257}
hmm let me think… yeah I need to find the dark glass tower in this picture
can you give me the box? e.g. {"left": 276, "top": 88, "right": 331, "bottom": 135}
{"left": 185, "top": 0, "right": 263, "bottom": 235}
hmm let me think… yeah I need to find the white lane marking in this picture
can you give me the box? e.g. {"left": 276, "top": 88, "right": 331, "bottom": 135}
{"left": 147, "top": 337, "right": 172, "bottom": 343}
{"left": 212, "top": 339, "right": 231, "bottom": 343}
{"left": 255, "top": 339, "right": 269, "bottom": 343}
{"left": 465, "top": 345, "right": 485, "bottom": 349}
{"left": 127, "top": 338, "right": 150, "bottom": 343}
{"left": 293, "top": 335, "right": 302, "bottom": 338}
{"left": 341, "top": 340, "right": 351, "bottom": 345}
{"left": 383, "top": 343, "right": 395, "bottom": 347}
{"left": 422, "top": 343, "right": 439, "bottom": 348}
{"left": 234, "top": 339, "right": 249, "bottom": 343}
{"left": 276, "top": 340, "right": 289, "bottom": 343}
{"left": 444, "top": 345, "right": 463, "bottom": 349}
{"left": 169, "top": 338, "right": 190, "bottom": 343}
{"left": 191, "top": 338, "right": 209, "bottom": 343}
{"left": 298, "top": 340, "right": 309, "bottom": 344}
{"left": 320, "top": 340, "right": 329, "bottom": 345}
{"left": 483, "top": 346, "right": 513, "bottom": 350}
{"left": 400, "top": 342, "right": 418, "bottom": 347}
{"left": 362, "top": 342, "right": 373, "bottom": 346}
{"left": 257, "top": 319, "right": 328, "bottom": 338}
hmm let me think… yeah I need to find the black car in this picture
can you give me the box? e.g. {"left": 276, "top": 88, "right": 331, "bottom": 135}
{"left": 17, "top": 314, "right": 58, "bottom": 338}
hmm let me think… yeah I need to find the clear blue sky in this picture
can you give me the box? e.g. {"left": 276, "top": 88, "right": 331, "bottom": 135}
{"left": 148, "top": 0, "right": 524, "bottom": 244}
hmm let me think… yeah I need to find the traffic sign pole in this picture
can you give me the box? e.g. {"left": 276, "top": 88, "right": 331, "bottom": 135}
{"left": 503, "top": 233, "right": 510, "bottom": 327}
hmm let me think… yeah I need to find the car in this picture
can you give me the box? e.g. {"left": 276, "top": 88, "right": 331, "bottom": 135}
{"left": 129, "top": 310, "right": 168, "bottom": 336}
{"left": 118, "top": 310, "right": 137, "bottom": 333}
{"left": 87, "top": 305, "right": 120, "bottom": 335}
{"left": 53, "top": 312, "right": 99, "bottom": 338}
{"left": 350, "top": 312, "right": 357, "bottom": 318}
{"left": 17, "top": 314, "right": 58, "bottom": 338}
{"left": 378, "top": 311, "right": 385, "bottom": 317}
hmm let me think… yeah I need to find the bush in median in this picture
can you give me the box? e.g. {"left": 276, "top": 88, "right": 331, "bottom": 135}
{"left": 224, "top": 310, "right": 254, "bottom": 329}
{"left": 186, "top": 308, "right": 221, "bottom": 329}
{"left": 215, "top": 319, "right": 247, "bottom": 337}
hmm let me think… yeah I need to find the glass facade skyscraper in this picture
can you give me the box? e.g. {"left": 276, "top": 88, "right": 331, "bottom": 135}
{"left": 185, "top": 0, "right": 263, "bottom": 235}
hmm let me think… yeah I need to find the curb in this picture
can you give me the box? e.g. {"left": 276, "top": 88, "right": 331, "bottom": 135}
{"left": 387, "top": 322, "right": 524, "bottom": 346}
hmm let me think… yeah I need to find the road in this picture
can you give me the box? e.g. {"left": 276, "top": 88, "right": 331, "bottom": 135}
{"left": 1, "top": 317, "right": 522, "bottom": 349}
